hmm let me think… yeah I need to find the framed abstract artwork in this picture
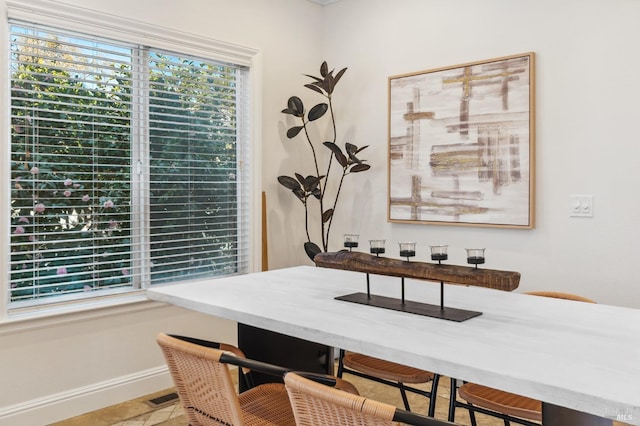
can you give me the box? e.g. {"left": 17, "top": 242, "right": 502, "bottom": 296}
{"left": 388, "top": 52, "right": 535, "bottom": 228}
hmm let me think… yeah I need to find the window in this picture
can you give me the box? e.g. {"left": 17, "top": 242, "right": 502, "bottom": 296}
{"left": 7, "top": 18, "right": 252, "bottom": 311}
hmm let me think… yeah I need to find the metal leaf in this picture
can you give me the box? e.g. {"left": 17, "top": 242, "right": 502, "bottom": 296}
{"left": 308, "top": 103, "right": 328, "bottom": 121}
{"left": 295, "top": 173, "right": 306, "bottom": 185}
{"left": 350, "top": 163, "right": 371, "bottom": 173}
{"left": 304, "top": 241, "right": 322, "bottom": 261}
{"left": 302, "top": 175, "right": 321, "bottom": 192}
{"left": 333, "top": 67, "right": 347, "bottom": 86}
{"left": 345, "top": 142, "right": 357, "bottom": 155}
{"left": 347, "top": 152, "right": 361, "bottom": 164}
{"left": 287, "top": 96, "right": 304, "bottom": 117}
{"left": 320, "top": 78, "right": 331, "bottom": 94}
{"left": 304, "top": 83, "right": 324, "bottom": 95}
{"left": 322, "top": 209, "right": 334, "bottom": 223}
{"left": 323, "top": 141, "right": 340, "bottom": 154}
{"left": 323, "top": 142, "right": 348, "bottom": 167}
{"left": 320, "top": 61, "right": 328, "bottom": 77}
{"left": 287, "top": 126, "right": 303, "bottom": 138}
{"left": 277, "top": 175, "right": 301, "bottom": 191}
{"left": 293, "top": 188, "right": 305, "bottom": 200}
{"left": 329, "top": 68, "right": 343, "bottom": 94}
{"left": 304, "top": 74, "right": 323, "bottom": 83}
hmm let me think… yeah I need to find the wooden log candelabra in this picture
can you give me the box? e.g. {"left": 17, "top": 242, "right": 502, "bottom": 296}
{"left": 314, "top": 251, "right": 520, "bottom": 291}
{"left": 315, "top": 251, "right": 521, "bottom": 321}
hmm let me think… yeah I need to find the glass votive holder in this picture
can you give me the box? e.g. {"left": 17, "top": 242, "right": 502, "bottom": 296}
{"left": 344, "top": 234, "right": 359, "bottom": 250}
{"left": 430, "top": 245, "right": 448, "bottom": 262}
{"left": 398, "top": 242, "right": 416, "bottom": 260}
{"left": 466, "top": 248, "right": 486, "bottom": 267}
{"left": 369, "top": 239, "right": 386, "bottom": 256}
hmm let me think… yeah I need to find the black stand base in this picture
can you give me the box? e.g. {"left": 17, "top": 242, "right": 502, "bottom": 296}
{"left": 335, "top": 292, "right": 482, "bottom": 322}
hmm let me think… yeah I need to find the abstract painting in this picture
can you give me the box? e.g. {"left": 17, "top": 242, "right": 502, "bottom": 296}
{"left": 388, "top": 53, "right": 535, "bottom": 228}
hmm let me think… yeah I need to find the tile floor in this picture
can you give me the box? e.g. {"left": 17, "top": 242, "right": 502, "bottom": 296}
{"left": 52, "top": 371, "right": 630, "bottom": 426}
{"left": 48, "top": 387, "right": 185, "bottom": 426}
{"left": 112, "top": 403, "right": 184, "bottom": 426}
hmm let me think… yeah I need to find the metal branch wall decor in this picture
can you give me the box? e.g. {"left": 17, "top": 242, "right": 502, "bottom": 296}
{"left": 388, "top": 53, "right": 535, "bottom": 228}
{"left": 279, "top": 61, "right": 371, "bottom": 261}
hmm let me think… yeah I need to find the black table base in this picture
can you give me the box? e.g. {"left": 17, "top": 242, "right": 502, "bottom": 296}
{"left": 237, "top": 324, "right": 333, "bottom": 391}
{"left": 543, "top": 403, "right": 613, "bottom": 426}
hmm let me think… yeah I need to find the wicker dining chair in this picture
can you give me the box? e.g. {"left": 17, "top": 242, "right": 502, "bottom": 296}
{"left": 285, "top": 371, "right": 459, "bottom": 426}
{"left": 337, "top": 349, "right": 441, "bottom": 416}
{"left": 157, "top": 333, "right": 296, "bottom": 426}
{"left": 448, "top": 292, "right": 596, "bottom": 426}
{"left": 160, "top": 334, "right": 257, "bottom": 390}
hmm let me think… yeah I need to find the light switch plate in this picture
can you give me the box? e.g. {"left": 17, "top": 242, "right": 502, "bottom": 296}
{"left": 569, "top": 195, "right": 593, "bottom": 218}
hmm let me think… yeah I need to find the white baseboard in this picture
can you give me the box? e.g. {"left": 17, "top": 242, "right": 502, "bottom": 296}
{"left": 0, "top": 365, "right": 173, "bottom": 426}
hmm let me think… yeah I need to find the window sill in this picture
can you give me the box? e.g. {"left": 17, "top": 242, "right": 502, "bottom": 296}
{"left": 0, "top": 292, "right": 168, "bottom": 336}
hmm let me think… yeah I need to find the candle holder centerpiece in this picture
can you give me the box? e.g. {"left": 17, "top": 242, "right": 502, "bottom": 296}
{"left": 466, "top": 248, "right": 486, "bottom": 269}
{"left": 315, "top": 245, "right": 519, "bottom": 323}
{"left": 369, "top": 239, "right": 386, "bottom": 256}
{"left": 343, "top": 234, "right": 359, "bottom": 251}
{"left": 398, "top": 242, "right": 416, "bottom": 261}
{"left": 430, "top": 245, "right": 448, "bottom": 263}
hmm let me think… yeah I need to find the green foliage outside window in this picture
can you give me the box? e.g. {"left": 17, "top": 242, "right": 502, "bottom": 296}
{"left": 147, "top": 53, "right": 240, "bottom": 283}
{"left": 9, "top": 30, "right": 243, "bottom": 304}
{"left": 10, "top": 59, "right": 133, "bottom": 301}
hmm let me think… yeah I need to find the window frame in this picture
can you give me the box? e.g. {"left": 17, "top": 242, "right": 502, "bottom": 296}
{"left": 0, "top": 0, "right": 263, "bottom": 325}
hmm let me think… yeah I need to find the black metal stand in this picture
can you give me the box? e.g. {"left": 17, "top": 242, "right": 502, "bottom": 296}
{"left": 366, "top": 273, "right": 371, "bottom": 298}
{"left": 336, "top": 265, "right": 482, "bottom": 322}
{"left": 335, "top": 291, "right": 482, "bottom": 322}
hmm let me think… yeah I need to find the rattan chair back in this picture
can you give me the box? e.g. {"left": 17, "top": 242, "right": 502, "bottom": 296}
{"left": 158, "top": 333, "right": 243, "bottom": 425}
{"left": 157, "top": 333, "right": 295, "bottom": 426}
{"left": 285, "top": 371, "right": 398, "bottom": 425}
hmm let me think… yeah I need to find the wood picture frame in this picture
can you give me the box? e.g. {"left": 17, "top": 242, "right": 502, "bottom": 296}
{"left": 388, "top": 52, "right": 535, "bottom": 228}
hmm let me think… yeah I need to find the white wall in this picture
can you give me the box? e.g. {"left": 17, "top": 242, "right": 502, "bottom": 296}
{"left": 0, "top": 304, "right": 236, "bottom": 425}
{"left": 266, "top": 0, "right": 640, "bottom": 308}
{"left": 0, "top": 0, "right": 324, "bottom": 424}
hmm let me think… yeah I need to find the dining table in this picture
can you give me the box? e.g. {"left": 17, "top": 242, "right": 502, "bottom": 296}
{"left": 146, "top": 264, "right": 640, "bottom": 425}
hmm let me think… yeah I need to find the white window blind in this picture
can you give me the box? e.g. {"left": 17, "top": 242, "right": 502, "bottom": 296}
{"left": 9, "top": 21, "right": 250, "bottom": 308}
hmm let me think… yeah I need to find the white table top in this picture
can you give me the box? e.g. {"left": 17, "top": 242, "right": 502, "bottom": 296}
{"left": 147, "top": 265, "right": 640, "bottom": 424}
